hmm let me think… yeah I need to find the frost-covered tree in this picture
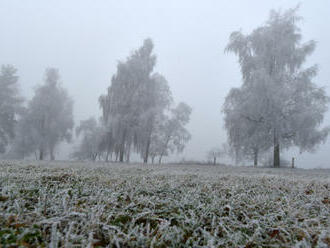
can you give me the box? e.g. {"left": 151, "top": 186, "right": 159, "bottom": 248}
{"left": 99, "top": 39, "right": 172, "bottom": 163}
{"left": 0, "top": 65, "right": 23, "bottom": 153}
{"left": 100, "top": 38, "right": 156, "bottom": 162}
{"left": 224, "top": 8, "right": 330, "bottom": 167}
{"left": 152, "top": 102, "right": 192, "bottom": 164}
{"left": 72, "top": 117, "right": 104, "bottom": 161}
{"left": 138, "top": 73, "right": 172, "bottom": 163}
{"left": 13, "top": 68, "right": 74, "bottom": 160}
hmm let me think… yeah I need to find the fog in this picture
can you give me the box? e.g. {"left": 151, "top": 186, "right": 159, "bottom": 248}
{"left": 1, "top": 0, "right": 329, "bottom": 168}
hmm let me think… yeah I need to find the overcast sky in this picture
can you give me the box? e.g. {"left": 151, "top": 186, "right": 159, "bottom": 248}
{"left": 0, "top": 0, "right": 329, "bottom": 167}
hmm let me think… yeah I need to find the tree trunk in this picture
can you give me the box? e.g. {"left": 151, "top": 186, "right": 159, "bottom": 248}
{"left": 39, "top": 116, "right": 46, "bottom": 161}
{"left": 92, "top": 153, "right": 97, "bottom": 161}
{"left": 213, "top": 157, "right": 216, "bottom": 165}
{"left": 143, "top": 138, "right": 151, "bottom": 164}
{"left": 144, "top": 117, "right": 154, "bottom": 164}
{"left": 39, "top": 149, "right": 44, "bottom": 161}
{"left": 105, "top": 151, "right": 109, "bottom": 162}
{"left": 119, "top": 148, "right": 124, "bottom": 162}
{"left": 50, "top": 146, "right": 55, "bottom": 161}
{"left": 273, "top": 129, "right": 280, "bottom": 168}
{"left": 151, "top": 156, "right": 155, "bottom": 164}
{"left": 115, "top": 151, "right": 119, "bottom": 162}
{"left": 273, "top": 143, "right": 280, "bottom": 168}
{"left": 253, "top": 148, "right": 258, "bottom": 167}
{"left": 234, "top": 147, "right": 239, "bottom": 166}
{"left": 158, "top": 136, "right": 170, "bottom": 165}
{"left": 119, "top": 130, "right": 127, "bottom": 163}
{"left": 126, "top": 149, "right": 130, "bottom": 163}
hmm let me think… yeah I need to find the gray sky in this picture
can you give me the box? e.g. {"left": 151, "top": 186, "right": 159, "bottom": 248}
{"left": 0, "top": 0, "right": 329, "bottom": 168}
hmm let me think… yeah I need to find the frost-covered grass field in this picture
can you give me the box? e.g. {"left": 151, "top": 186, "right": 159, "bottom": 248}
{"left": 0, "top": 161, "right": 329, "bottom": 247}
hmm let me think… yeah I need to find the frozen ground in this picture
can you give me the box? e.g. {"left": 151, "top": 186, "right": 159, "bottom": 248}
{"left": 0, "top": 160, "right": 329, "bottom": 247}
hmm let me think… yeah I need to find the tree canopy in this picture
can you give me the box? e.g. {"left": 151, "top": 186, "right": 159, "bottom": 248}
{"left": 224, "top": 8, "right": 330, "bottom": 167}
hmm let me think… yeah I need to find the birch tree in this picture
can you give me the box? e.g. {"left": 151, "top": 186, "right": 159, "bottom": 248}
{"left": 138, "top": 73, "right": 172, "bottom": 163}
{"left": 152, "top": 102, "right": 192, "bottom": 164}
{"left": 224, "top": 7, "right": 329, "bottom": 167}
{"left": 99, "top": 39, "right": 172, "bottom": 163}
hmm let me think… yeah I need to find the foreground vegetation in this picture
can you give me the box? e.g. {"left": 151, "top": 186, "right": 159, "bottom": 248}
{"left": 0, "top": 161, "right": 329, "bottom": 247}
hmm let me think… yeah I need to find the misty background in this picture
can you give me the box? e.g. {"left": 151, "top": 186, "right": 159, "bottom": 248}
{"left": 0, "top": 0, "right": 329, "bottom": 167}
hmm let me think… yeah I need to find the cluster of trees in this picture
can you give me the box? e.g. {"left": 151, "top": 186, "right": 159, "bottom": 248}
{"left": 223, "top": 8, "right": 330, "bottom": 167}
{"left": 1, "top": 8, "right": 329, "bottom": 167}
{"left": 0, "top": 39, "right": 192, "bottom": 163}
{"left": 75, "top": 39, "right": 191, "bottom": 163}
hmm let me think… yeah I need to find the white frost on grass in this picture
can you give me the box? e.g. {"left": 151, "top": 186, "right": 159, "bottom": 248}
{"left": 0, "top": 160, "right": 329, "bottom": 247}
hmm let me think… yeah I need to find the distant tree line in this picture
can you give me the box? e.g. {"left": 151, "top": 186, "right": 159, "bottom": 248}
{"left": 0, "top": 39, "right": 191, "bottom": 163}
{"left": 1, "top": 8, "right": 329, "bottom": 167}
